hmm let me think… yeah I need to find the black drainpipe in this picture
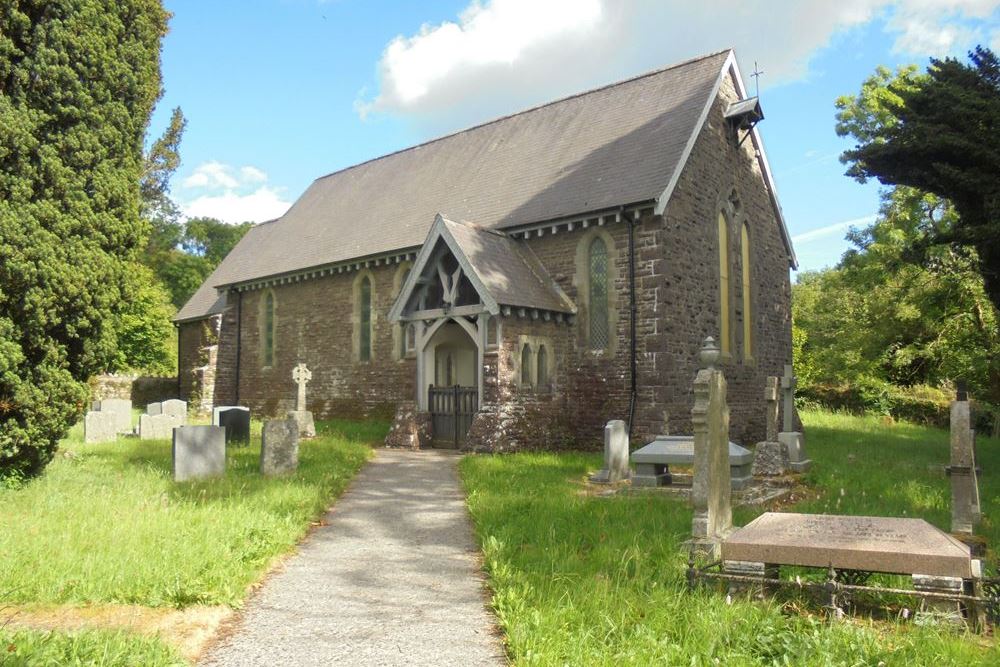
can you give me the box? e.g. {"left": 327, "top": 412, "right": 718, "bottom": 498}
{"left": 625, "top": 208, "right": 638, "bottom": 437}
{"left": 174, "top": 323, "right": 181, "bottom": 399}
{"left": 234, "top": 290, "right": 243, "bottom": 405}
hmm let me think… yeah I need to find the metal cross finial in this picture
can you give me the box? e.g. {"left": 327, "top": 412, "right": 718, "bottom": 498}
{"left": 751, "top": 61, "right": 764, "bottom": 98}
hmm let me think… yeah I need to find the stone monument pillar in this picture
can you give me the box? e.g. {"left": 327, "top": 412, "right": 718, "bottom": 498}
{"left": 948, "top": 383, "right": 981, "bottom": 535}
{"left": 688, "top": 337, "right": 733, "bottom": 558}
{"left": 752, "top": 376, "right": 787, "bottom": 476}
{"left": 590, "top": 420, "right": 630, "bottom": 484}
{"left": 778, "top": 364, "right": 811, "bottom": 473}
{"left": 287, "top": 363, "right": 316, "bottom": 438}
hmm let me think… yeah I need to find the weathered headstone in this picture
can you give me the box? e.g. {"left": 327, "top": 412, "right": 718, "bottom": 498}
{"left": 688, "top": 337, "right": 732, "bottom": 557}
{"left": 139, "top": 413, "right": 183, "bottom": 440}
{"left": 948, "top": 384, "right": 981, "bottom": 535}
{"left": 260, "top": 418, "right": 300, "bottom": 476}
{"left": 287, "top": 362, "right": 316, "bottom": 438}
{"left": 84, "top": 411, "right": 118, "bottom": 444}
{"left": 172, "top": 425, "right": 225, "bottom": 482}
{"left": 778, "top": 364, "right": 811, "bottom": 473}
{"left": 753, "top": 376, "right": 787, "bottom": 476}
{"left": 93, "top": 398, "right": 133, "bottom": 434}
{"left": 213, "top": 406, "right": 251, "bottom": 446}
{"left": 146, "top": 401, "right": 163, "bottom": 416}
{"left": 590, "top": 420, "right": 630, "bottom": 483}
{"left": 161, "top": 399, "right": 188, "bottom": 421}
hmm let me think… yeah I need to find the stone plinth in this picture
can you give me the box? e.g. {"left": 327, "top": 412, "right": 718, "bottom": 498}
{"left": 722, "top": 512, "right": 973, "bottom": 579}
{"left": 84, "top": 411, "right": 118, "bottom": 444}
{"left": 590, "top": 420, "right": 630, "bottom": 484}
{"left": 172, "top": 425, "right": 225, "bottom": 482}
{"left": 139, "top": 413, "right": 184, "bottom": 440}
{"left": 261, "top": 419, "right": 299, "bottom": 476}
{"left": 752, "top": 441, "right": 787, "bottom": 476}
{"left": 214, "top": 407, "right": 251, "bottom": 446}
{"left": 778, "top": 432, "right": 810, "bottom": 472}
{"left": 384, "top": 402, "right": 432, "bottom": 449}
{"left": 287, "top": 410, "right": 315, "bottom": 438}
{"left": 948, "top": 399, "right": 980, "bottom": 535}
{"left": 92, "top": 398, "right": 133, "bottom": 434}
{"left": 632, "top": 436, "right": 752, "bottom": 489}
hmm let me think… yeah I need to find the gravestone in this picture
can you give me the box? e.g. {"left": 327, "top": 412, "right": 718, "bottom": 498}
{"left": 84, "top": 411, "right": 118, "bottom": 444}
{"left": 590, "top": 420, "right": 630, "bottom": 483}
{"left": 172, "top": 425, "right": 225, "bottom": 482}
{"left": 260, "top": 418, "right": 300, "bottom": 476}
{"left": 778, "top": 365, "right": 811, "bottom": 472}
{"left": 948, "top": 384, "right": 981, "bottom": 535}
{"left": 287, "top": 363, "right": 316, "bottom": 438}
{"left": 146, "top": 401, "right": 163, "bottom": 416}
{"left": 161, "top": 399, "right": 188, "bottom": 421}
{"left": 214, "top": 406, "right": 251, "bottom": 446}
{"left": 93, "top": 398, "right": 133, "bottom": 434}
{"left": 752, "top": 376, "right": 786, "bottom": 476}
{"left": 687, "top": 337, "right": 733, "bottom": 557}
{"left": 631, "top": 436, "right": 752, "bottom": 489}
{"left": 139, "top": 413, "right": 183, "bottom": 440}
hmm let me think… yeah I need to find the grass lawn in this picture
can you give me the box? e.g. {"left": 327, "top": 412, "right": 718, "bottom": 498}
{"left": 460, "top": 409, "right": 997, "bottom": 665}
{"left": 0, "top": 627, "right": 186, "bottom": 667}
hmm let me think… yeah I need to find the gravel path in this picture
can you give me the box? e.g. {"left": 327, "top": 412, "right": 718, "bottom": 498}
{"left": 201, "top": 448, "right": 505, "bottom": 666}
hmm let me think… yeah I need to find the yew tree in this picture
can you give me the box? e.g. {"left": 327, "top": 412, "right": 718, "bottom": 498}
{"left": 0, "top": 1, "right": 168, "bottom": 478}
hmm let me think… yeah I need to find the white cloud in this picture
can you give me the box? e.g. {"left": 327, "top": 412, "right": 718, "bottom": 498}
{"left": 792, "top": 214, "right": 878, "bottom": 244}
{"left": 357, "top": 0, "right": 1000, "bottom": 127}
{"left": 178, "top": 161, "right": 291, "bottom": 223}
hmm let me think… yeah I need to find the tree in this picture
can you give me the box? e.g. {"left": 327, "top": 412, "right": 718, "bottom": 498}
{"left": 0, "top": 1, "right": 169, "bottom": 478}
{"left": 837, "top": 48, "right": 1000, "bottom": 314}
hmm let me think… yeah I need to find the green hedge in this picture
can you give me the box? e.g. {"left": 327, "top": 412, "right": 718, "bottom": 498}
{"left": 799, "top": 381, "right": 999, "bottom": 434}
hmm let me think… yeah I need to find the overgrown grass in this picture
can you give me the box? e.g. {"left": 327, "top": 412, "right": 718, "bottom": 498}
{"left": 460, "top": 409, "right": 996, "bottom": 665}
{"left": 0, "top": 418, "right": 385, "bottom": 608}
{"left": 0, "top": 628, "right": 184, "bottom": 666}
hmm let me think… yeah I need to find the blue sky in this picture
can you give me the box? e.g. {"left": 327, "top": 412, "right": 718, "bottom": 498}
{"left": 155, "top": 0, "right": 1000, "bottom": 274}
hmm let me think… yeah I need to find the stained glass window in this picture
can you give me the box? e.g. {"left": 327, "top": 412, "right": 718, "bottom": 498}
{"left": 588, "top": 237, "right": 609, "bottom": 350}
{"left": 537, "top": 345, "right": 548, "bottom": 385}
{"left": 263, "top": 291, "right": 275, "bottom": 366}
{"left": 521, "top": 344, "right": 533, "bottom": 385}
{"left": 741, "top": 222, "right": 752, "bottom": 360}
{"left": 359, "top": 276, "right": 372, "bottom": 361}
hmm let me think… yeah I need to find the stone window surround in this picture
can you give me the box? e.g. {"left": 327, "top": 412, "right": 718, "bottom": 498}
{"left": 573, "top": 228, "right": 618, "bottom": 356}
{"left": 259, "top": 288, "right": 277, "bottom": 368}
{"left": 515, "top": 334, "right": 555, "bottom": 390}
{"left": 352, "top": 269, "right": 376, "bottom": 363}
{"left": 716, "top": 188, "right": 755, "bottom": 366}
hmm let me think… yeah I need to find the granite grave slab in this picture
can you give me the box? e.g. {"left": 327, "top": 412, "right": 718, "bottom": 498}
{"left": 632, "top": 436, "right": 752, "bottom": 489}
{"left": 92, "top": 398, "right": 133, "bottom": 434}
{"left": 173, "top": 425, "right": 226, "bottom": 482}
{"left": 260, "top": 419, "right": 299, "bottom": 476}
{"left": 84, "top": 411, "right": 118, "bottom": 444}
{"left": 214, "top": 406, "right": 251, "bottom": 446}
{"left": 590, "top": 420, "right": 630, "bottom": 483}
{"left": 139, "top": 413, "right": 183, "bottom": 440}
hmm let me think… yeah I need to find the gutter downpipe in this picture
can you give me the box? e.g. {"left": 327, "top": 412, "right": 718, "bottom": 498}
{"left": 234, "top": 290, "right": 242, "bottom": 405}
{"left": 625, "top": 207, "right": 638, "bottom": 437}
{"left": 174, "top": 323, "right": 181, "bottom": 399}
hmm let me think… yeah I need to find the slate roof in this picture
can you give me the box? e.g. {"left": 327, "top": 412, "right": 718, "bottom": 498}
{"left": 176, "top": 49, "right": 783, "bottom": 322}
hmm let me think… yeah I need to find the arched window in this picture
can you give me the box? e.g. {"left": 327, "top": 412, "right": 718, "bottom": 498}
{"left": 359, "top": 275, "right": 372, "bottom": 361}
{"left": 537, "top": 345, "right": 548, "bottom": 386}
{"left": 718, "top": 212, "right": 731, "bottom": 355}
{"left": 262, "top": 291, "right": 275, "bottom": 366}
{"left": 521, "top": 343, "right": 533, "bottom": 386}
{"left": 404, "top": 323, "right": 416, "bottom": 355}
{"left": 741, "top": 222, "right": 753, "bottom": 360}
{"left": 588, "top": 237, "right": 609, "bottom": 350}
{"left": 486, "top": 315, "right": 499, "bottom": 348}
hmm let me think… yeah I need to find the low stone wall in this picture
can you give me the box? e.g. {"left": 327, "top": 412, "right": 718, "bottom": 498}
{"left": 89, "top": 374, "right": 178, "bottom": 407}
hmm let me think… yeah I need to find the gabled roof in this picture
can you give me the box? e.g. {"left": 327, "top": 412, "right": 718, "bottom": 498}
{"left": 389, "top": 214, "right": 574, "bottom": 321}
{"left": 176, "top": 48, "right": 796, "bottom": 323}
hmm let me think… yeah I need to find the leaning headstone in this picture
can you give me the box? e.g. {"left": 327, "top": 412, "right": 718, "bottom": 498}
{"left": 948, "top": 383, "right": 981, "bottom": 535}
{"left": 778, "top": 365, "right": 811, "bottom": 472}
{"left": 688, "top": 337, "right": 733, "bottom": 558}
{"left": 84, "top": 411, "right": 118, "bottom": 444}
{"left": 161, "top": 399, "right": 188, "bottom": 422}
{"left": 260, "top": 419, "right": 300, "bottom": 476}
{"left": 93, "top": 398, "right": 133, "bottom": 434}
{"left": 172, "top": 425, "right": 225, "bottom": 482}
{"left": 753, "top": 376, "right": 787, "bottom": 476}
{"left": 590, "top": 420, "right": 630, "bottom": 483}
{"left": 213, "top": 406, "right": 251, "bottom": 446}
{"left": 146, "top": 401, "right": 163, "bottom": 416}
{"left": 139, "top": 413, "right": 183, "bottom": 440}
{"left": 287, "top": 362, "right": 316, "bottom": 438}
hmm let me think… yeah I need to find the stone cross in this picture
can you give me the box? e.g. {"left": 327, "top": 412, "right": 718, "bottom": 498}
{"left": 689, "top": 337, "right": 732, "bottom": 557}
{"left": 780, "top": 364, "right": 796, "bottom": 433}
{"left": 764, "top": 376, "right": 780, "bottom": 442}
{"left": 948, "top": 387, "right": 981, "bottom": 534}
{"left": 292, "top": 363, "right": 312, "bottom": 412}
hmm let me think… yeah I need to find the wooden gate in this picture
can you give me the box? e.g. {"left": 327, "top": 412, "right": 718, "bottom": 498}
{"left": 428, "top": 385, "right": 478, "bottom": 448}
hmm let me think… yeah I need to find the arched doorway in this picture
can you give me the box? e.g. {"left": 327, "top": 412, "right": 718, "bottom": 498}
{"left": 424, "top": 320, "right": 479, "bottom": 448}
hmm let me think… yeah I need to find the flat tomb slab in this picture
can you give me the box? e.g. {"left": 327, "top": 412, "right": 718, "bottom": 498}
{"left": 632, "top": 436, "right": 753, "bottom": 466}
{"left": 722, "top": 512, "right": 972, "bottom": 578}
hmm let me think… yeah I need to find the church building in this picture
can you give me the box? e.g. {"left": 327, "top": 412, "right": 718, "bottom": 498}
{"left": 174, "top": 49, "right": 798, "bottom": 451}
